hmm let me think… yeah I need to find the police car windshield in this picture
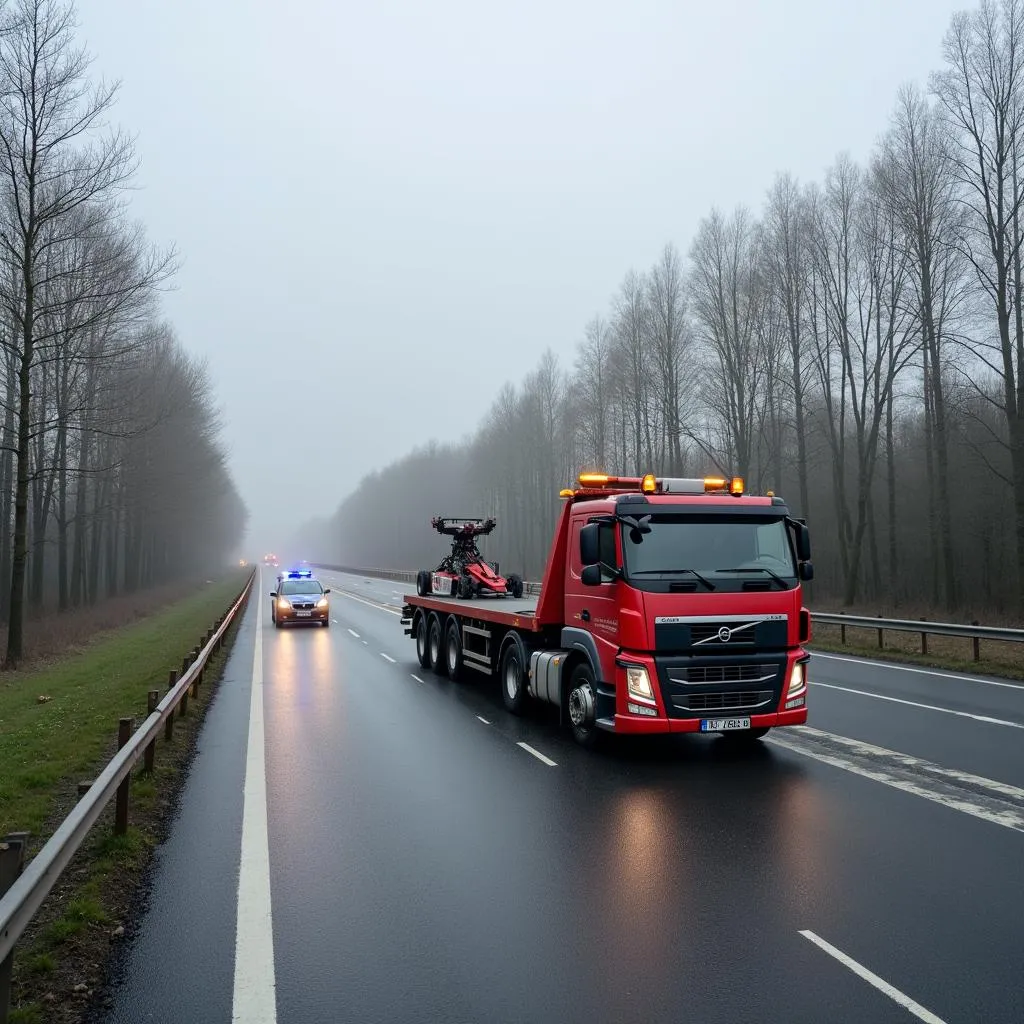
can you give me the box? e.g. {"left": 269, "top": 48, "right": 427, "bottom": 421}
{"left": 280, "top": 580, "right": 322, "bottom": 595}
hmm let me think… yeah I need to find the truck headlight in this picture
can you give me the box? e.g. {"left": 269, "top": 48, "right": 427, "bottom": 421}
{"left": 787, "top": 660, "right": 807, "bottom": 697}
{"left": 625, "top": 664, "right": 656, "bottom": 704}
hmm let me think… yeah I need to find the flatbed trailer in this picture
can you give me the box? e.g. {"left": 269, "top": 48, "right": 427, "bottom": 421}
{"left": 401, "top": 472, "right": 813, "bottom": 748}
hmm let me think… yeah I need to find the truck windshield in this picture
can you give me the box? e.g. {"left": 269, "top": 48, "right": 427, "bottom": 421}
{"left": 621, "top": 515, "right": 797, "bottom": 583}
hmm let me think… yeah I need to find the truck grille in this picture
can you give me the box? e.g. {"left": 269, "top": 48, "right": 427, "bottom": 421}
{"left": 669, "top": 664, "right": 776, "bottom": 685}
{"left": 690, "top": 624, "right": 755, "bottom": 646}
{"left": 677, "top": 690, "right": 774, "bottom": 712}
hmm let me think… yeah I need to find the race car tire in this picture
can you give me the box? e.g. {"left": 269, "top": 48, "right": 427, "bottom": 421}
{"left": 507, "top": 573, "right": 524, "bottom": 599}
{"left": 459, "top": 575, "right": 475, "bottom": 599}
{"left": 416, "top": 570, "right": 432, "bottom": 597}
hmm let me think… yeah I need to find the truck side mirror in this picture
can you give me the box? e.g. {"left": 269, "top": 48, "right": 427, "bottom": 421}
{"left": 581, "top": 564, "right": 603, "bottom": 587}
{"left": 579, "top": 523, "right": 601, "bottom": 566}
{"left": 789, "top": 520, "right": 811, "bottom": 561}
{"left": 799, "top": 560, "right": 814, "bottom": 582}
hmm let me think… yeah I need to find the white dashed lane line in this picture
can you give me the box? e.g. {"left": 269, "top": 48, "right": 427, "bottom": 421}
{"left": 517, "top": 742, "right": 557, "bottom": 766}
{"left": 411, "top": 674, "right": 424, "bottom": 684}
{"left": 348, "top": 628, "right": 360, "bottom": 638}
{"left": 476, "top": 716, "right": 490, "bottom": 725}
{"left": 799, "top": 930, "right": 948, "bottom": 1023}
{"left": 380, "top": 653, "right": 397, "bottom": 663}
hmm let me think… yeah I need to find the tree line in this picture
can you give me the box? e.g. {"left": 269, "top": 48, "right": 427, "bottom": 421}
{"left": 0, "top": 0, "right": 246, "bottom": 666}
{"left": 303, "top": 0, "right": 1024, "bottom": 618}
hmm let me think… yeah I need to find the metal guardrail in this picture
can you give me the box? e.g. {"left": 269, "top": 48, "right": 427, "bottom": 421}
{"left": 316, "top": 566, "right": 1024, "bottom": 659}
{"left": 0, "top": 569, "right": 255, "bottom": 1016}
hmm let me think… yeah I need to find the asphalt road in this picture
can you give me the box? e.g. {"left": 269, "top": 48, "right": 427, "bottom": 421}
{"left": 95, "top": 567, "right": 1024, "bottom": 1024}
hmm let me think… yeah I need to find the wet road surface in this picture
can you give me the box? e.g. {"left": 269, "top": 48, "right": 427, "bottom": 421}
{"left": 97, "top": 568, "right": 1024, "bottom": 1024}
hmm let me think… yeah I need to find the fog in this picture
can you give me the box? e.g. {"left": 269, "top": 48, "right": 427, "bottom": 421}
{"left": 77, "top": 0, "right": 964, "bottom": 554}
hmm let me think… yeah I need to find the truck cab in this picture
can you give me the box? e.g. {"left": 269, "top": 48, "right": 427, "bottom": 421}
{"left": 531, "top": 473, "right": 812, "bottom": 746}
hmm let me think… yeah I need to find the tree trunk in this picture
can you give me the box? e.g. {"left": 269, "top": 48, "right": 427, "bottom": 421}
{"left": 6, "top": 292, "right": 35, "bottom": 667}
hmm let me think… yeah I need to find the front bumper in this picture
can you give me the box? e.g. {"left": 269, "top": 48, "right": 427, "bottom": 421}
{"left": 601, "top": 648, "right": 809, "bottom": 733}
{"left": 276, "top": 606, "right": 329, "bottom": 623}
{"left": 608, "top": 706, "right": 807, "bottom": 734}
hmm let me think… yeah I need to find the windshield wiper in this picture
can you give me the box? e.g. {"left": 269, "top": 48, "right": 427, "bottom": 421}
{"left": 631, "top": 568, "right": 716, "bottom": 591}
{"left": 716, "top": 567, "right": 789, "bottom": 589}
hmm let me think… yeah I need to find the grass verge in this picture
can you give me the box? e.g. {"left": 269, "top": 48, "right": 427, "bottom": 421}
{"left": 1, "top": 570, "right": 251, "bottom": 1023}
{"left": 809, "top": 622, "right": 1024, "bottom": 680}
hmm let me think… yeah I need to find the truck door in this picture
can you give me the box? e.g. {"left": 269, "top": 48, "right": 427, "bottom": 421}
{"left": 564, "top": 515, "right": 620, "bottom": 681}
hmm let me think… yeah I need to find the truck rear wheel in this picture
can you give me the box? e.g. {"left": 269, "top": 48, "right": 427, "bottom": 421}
{"left": 428, "top": 615, "right": 447, "bottom": 676}
{"left": 567, "top": 662, "right": 600, "bottom": 748}
{"left": 445, "top": 620, "right": 465, "bottom": 681}
{"left": 415, "top": 613, "right": 431, "bottom": 669}
{"left": 500, "top": 640, "right": 528, "bottom": 714}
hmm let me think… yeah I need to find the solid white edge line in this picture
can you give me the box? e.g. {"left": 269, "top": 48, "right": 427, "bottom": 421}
{"left": 767, "top": 733, "right": 1024, "bottom": 833}
{"left": 380, "top": 653, "right": 397, "bottom": 663}
{"left": 517, "top": 741, "right": 557, "bottom": 766}
{"left": 477, "top": 716, "right": 490, "bottom": 725}
{"left": 812, "top": 651, "right": 1024, "bottom": 690}
{"left": 799, "top": 930, "right": 948, "bottom": 1024}
{"left": 809, "top": 680, "right": 1024, "bottom": 728}
{"left": 232, "top": 572, "right": 277, "bottom": 1023}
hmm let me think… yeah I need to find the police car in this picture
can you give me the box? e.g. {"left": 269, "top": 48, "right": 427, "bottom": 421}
{"left": 270, "top": 569, "right": 330, "bottom": 628}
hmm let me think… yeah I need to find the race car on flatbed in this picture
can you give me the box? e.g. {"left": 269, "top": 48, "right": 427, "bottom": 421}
{"left": 415, "top": 517, "right": 524, "bottom": 600}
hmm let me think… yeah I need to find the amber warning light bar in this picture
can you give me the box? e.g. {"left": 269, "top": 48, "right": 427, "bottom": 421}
{"left": 566, "top": 473, "right": 745, "bottom": 497}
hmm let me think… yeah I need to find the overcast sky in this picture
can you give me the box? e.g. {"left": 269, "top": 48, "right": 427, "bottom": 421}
{"left": 78, "top": 0, "right": 965, "bottom": 554}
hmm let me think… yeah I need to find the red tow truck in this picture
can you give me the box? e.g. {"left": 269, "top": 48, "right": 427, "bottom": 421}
{"left": 401, "top": 472, "right": 813, "bottom": 747}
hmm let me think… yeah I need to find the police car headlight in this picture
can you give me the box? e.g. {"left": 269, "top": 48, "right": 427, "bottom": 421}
{"left": 316, "top": 597, "right": 328, "bottom": 609}
{"left": 277, "top": 598, "right": 290, "bottom": 611}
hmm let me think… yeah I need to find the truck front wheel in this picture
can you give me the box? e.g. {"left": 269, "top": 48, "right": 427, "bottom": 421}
{"left": 567, "top": 663, "right": 600, "bottom": 748}
{"left": 500, "top": 641, "right": 528, "bottom": 714}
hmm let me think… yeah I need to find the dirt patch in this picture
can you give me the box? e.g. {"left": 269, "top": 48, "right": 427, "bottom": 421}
{"left": 5, "top": 604, "right": 247, "bottom": 1024}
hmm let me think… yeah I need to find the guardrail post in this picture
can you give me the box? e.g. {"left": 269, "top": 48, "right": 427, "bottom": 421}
{"left": 191, "top": 648, "right": 201, "bottom": 696}
{"left": 77, "top": 781, "right": 92, "bottom": 799}
{"left": 144, "top": 690, "right": 159, "bottom": 772}
{"left": 165, "top": 670, "right": 177, "bottom": 742}
{"left": 0, "top": 832, "right": 29, "bottom": 1024}
{"left": 115, "top": 718, "right": 134, "bottom": 836}
{"left": 920, "top": 619, "right": 928, "bottom": 655}
{"left": 877, "top": 614, "right": 883, "bottom": 650}
{"left": 972, "top": 622, "right": 980, "bottom": 662}
{"left": 840, "top": 619, "right": 846, "bottom": 645}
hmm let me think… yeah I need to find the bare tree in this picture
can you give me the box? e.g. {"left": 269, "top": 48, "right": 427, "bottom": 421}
{"left": 0, "top": 0, "right": 137, "bottom": 665}
{"left": 932, "top": 0, "right": 1024, "bottom": 609}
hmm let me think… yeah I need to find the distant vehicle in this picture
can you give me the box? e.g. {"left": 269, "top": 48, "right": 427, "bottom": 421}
{"left": 263, "top": 552, "right": 280, "bottom": 568}
{"left": 416, "top": 517, "right": 523, "bottom": 599}
{"left": 270, "top": 574, "right": 331, "bottom": 628}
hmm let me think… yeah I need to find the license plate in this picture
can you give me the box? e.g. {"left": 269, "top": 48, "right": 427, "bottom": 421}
{"left": 700, "top": 717, "right": 751, "bottom": 732}
{"left": 295, "top": 610, "right": 312, "bottom": 617}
